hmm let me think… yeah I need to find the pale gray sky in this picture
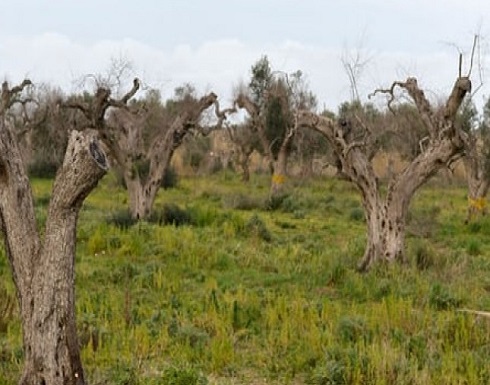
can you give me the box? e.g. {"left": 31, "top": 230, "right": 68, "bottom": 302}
{"left": 1, "top": 1, "right": 490, "bottom": 111}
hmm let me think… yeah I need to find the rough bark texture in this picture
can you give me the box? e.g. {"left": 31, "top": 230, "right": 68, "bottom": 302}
{"left": 463, "top": 135, "right": 490, "bottom": 223}
{"left": 116, "top": 93, "right": 220, "bottom": 219}
{"left": 298, "top": 75, "right": 471, "bottom": 271}
{"left": 1, "top": 124, "right": 106, "bottom": 384}
{"left": 1, "top": 80, "right": 108, "bottom": 384}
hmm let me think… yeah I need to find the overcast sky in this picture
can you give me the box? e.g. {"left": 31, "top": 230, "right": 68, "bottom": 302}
{"left": 1, "top": 0, "right": 490, "bottom": 111}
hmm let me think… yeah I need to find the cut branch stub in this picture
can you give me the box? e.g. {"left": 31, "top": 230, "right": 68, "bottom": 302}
{"left": 444, "top": 77, "right": 471, "bottom": 121}
{"left": 1, "top": 79, "right": 33, "bottom": 114}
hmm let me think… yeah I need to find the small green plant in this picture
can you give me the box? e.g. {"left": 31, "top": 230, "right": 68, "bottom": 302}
{"left": 337, "top": 315, "right": 370, "bottom": 343}
{"left": 107, "top": 210, "right": 138, "bottom": 229}
{"left": 108, "top": 363, "right": 140, "bottom": 385}
{"left": 429, "top": 283, "right": 463, "bottom": 310}
{"left": 348, "top": 207, "right": 364, "bottom": 222}
{"left": 413, "top": 241, "right": 435, "bottom": 270}
{"left": 149, "top": 204, "right": 194, "bottom": 226}
{"left": 265, "top": 193, "right": 289, "bottom": 211}
{"left": 244, "top": 214, "right": 272, "bottom": 242}
{"left": 159, "top": 366, "right": 208, "bottom": 385}
{"left": 466, "top": 239, "right": 482, "bottom": 256}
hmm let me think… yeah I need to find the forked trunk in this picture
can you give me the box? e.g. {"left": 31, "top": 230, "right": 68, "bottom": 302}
{"left": 0, "top": 128, "right": 107, "bottom": 385}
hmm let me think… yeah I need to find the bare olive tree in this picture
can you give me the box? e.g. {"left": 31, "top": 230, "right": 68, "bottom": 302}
{"left": 107, "top": 84, "right": 233, "bottom": 219}
{"left": 0, "top": 80, "right": 109, "bottom": 384}
{"left": 225, "top": 122, "right": 259, "bottom": 182}
{"left": 298, "top": 66, "right": 471, "bottom": 271}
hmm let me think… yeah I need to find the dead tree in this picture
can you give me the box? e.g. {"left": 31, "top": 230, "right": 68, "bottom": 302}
{"left": 0, "top": 80, "right": 108, "bottom": 384}
{"left": 225, "top": 122, "right": 259, "bottom": 182}
{"left": 108, "top": 89, "right": 233, "bottom": 219}
{"left": 298, "top": 71, "right": 471, "bottom": 271}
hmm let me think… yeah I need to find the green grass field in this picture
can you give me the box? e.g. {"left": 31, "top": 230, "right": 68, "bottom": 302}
{"left": 1, "top": 172, "right": 490, "bottom": 384}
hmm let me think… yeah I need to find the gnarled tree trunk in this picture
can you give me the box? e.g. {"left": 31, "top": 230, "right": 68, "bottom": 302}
{"left": 111, "top": 93, "right": 223, "bottom": 220}
{"left": 298, "top": 74, "right": 471, "bottom": 271}
{"left": 1, "top": 124, "right": 106, "bottom": 384}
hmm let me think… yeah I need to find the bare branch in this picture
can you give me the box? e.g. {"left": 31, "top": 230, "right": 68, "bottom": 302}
{"left": 371, "top": 78, "right": 437, "bottom": 135}
{"left": 111, "top": 78, "right": 140, "bottom": 106}
{"left": 467, "top": 35, "right": 478, "bottom": 78}
{"left": 61, "top": 100, "right": 91, "bottom": 121}
{"left": 369, "top": 81, "right": 405, "bottom": 113}
{"left": 10, "top": 79, "right": 33, "bottom": 96}
{"left": 459, "top": 53, "right": 463, "bottom": 78}
{"left": 1, "top": 79, "right": 33, "bottom": 113}
{"left": 213, "top": 99, "right": 237, "bottom": 128}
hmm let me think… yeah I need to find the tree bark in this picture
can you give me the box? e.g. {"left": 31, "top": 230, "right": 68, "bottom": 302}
{"left": 1, "top": 124, "right": 106, "bottom": 384}
{"left": 117, "top": 93, "right": 219, "bottom": 220}
{"left": 124, "top": 134, "right": 175, "bottom": 220}
{"left": 297, "top": 74, "right": 470, "bottom": 271}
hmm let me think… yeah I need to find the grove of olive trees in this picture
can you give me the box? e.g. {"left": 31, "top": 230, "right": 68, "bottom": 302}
{"left": 0, "top": 45, "right": 486, "bottom": 384}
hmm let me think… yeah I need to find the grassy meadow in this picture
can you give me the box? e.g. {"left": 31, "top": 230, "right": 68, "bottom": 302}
{"left": 1, "top": 171, "right": 490, "bottom": 384}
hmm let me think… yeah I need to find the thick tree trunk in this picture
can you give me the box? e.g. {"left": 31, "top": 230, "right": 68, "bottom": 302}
{"left": 270, "top": 149, "right": 288, "bottom": 197}
{"left": 125, "top": 173, "right": 160, "bottom": 220}
{"left": 358, "top": 198, "right": 408, "bottom": 271}
{"left": 297, "top": 69, "right": 471, "bottom": 271}
{"left": 124, "top": 137, "right": 176, "bottom": 220}
{"left": 1, "top": 127, "right": 106, "bottom": 385}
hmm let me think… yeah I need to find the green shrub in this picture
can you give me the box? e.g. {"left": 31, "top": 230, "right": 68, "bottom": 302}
{"left": 265, "top": 193, "right": 289, "bottom": 211}
{"left": 107, "top": 210, "right": 138, "bottom": 229}
{"left": 244, "top": 214, "right": 272, "bottom": 242}
{"left": 348, "top": 207, "right": 364, "bottom": 222}
{"left": 154, "top": 204, "right": 194, "bottom": 226}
